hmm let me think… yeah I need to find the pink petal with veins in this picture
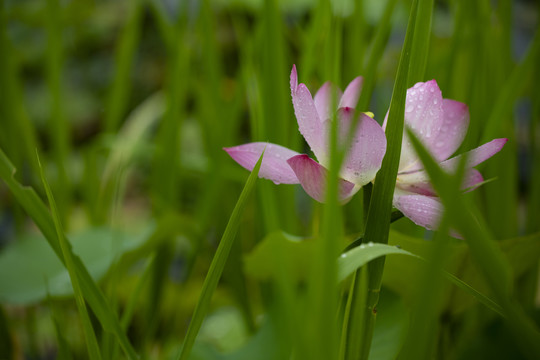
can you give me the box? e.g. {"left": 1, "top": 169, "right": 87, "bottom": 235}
{"left": 224, "top": 142, "right": 300, "bottom": 184}
{"left": 287, "top": 154, "right": 357, "bottom": 203}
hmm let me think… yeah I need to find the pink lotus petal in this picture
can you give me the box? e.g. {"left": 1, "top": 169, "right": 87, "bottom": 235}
{"left": 393, "top": 194, "right": 443, "bottom": 231}
{"left": 397, "top": 168, "right": 484, "bottom": 196}
{"left": 337, "top": 110, "right": 387, "bottom": 185}
{"left": 431, "top": 99, "right": 470, "bottom": 161}
{"left": 290, "top": 64, "right": 298, "bottom": 94}
{"left": 314, "top": 82, "right": 332, "bottom": 121}
{"left": 462, "top": 168, "right": 484, "bottom": 192}
{"left": 397, "top": 139, "right": 507, "bottom": 184}
{"left": 397, "top": 182, "right": 437, "bottom": 197}
{"left": 314, "top": 82, "right": 343, "bottom": 122}
{"left": 290, "top": 67, "right": 326, "bottom": 164}
{"left": 439, "top": 138, "right": 508, "bottom": 172}
{"left": 339, "top": 76, "right": 363, "bottom": 109}
{"left": 224, "top": 142, "right": 300, "bottom": 184}
{"left": 287, "top": 154, "right": 358, "bottom": 203}
{"left": 397, "top": 80, "right": 445, "bottom": 171}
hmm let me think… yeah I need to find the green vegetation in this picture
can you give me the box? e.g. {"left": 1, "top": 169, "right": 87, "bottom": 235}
{"left": 0, "top": 0, "right": 539, "bottom": 359}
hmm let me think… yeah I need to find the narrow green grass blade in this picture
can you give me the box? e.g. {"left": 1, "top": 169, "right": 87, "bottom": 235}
{"left": 397, "top": 219, "right": 451, "bottom": 360}
{"left": 480, "top": 28, "right": 540, "bottom": 144}
{"left": 104, "top": 0, "right": 143, "bottom": 133}
{"left": 0, "top": 148, "right": 139, "bottom": 359}
{"left": 47, "top": 299, "right": 73, "bottom": 360}
{"left": 406, "top": 127, "right": 540, "bottom": 359}
{"left": 343, "top": 0, "right": 367, "bottom": 82}
{"left": 340, "top": 266, "right": 368, "bottom": 360}
{"left": 99, "top": 92, "right": 166, "bottom": 222}
{"left": 38, "top": 155, "right": 102, "bottom": 360}
{"left": 302, "top": 9, "right": 344, "bottom": 360}
{"left": 407, "top": 0, "right": 434, "bottom": 85}
{"left": 176, "top": 152, "right": 263, "bottom": 360}
{"left": 152, "top": 19, "right": 189, "bottom": 213}
{"left": 358, "top": 0, "right": 424, "bottom": 357}
{"left": 0, "top": 4, "right": 40, "bottom": 181}
{"left": 300, "top": 0, "right": 331, "bottom": 81}
{"left": 45, "top": 0, "right": 70, "bottom": 220}
{"left": 356, "top": 0, "right": 399, "bottom": 112}
{"left": 256, "top": 0, "right": 297, "bottom": 233}
{"left": 527, "top": 66, "right": 540, "bottom": 233}
{"left": 481, "top": 28, "right": 540, "bottom": 239}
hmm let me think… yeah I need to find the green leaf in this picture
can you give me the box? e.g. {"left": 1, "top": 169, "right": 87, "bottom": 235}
{"left": 0, "top": 226, "right": 152, "bottom": 305}
{"left": 338, "top": 243, "right": 417, "bottom": 282}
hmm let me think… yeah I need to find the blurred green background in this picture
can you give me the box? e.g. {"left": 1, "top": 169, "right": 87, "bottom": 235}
{"left": 0, "top": 0, "right": 539, "bottom": 359}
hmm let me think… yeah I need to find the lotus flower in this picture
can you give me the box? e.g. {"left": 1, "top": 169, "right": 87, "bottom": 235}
{"left": 389, "top": 80, "right": 507, "bottom": 230}
{"left": 224, "top": 65, "right": 387, "bottom": 203}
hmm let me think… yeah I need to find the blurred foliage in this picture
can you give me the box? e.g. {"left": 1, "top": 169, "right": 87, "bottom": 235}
{"left": 0, "top": 0, "right": 539, "bottom": 359}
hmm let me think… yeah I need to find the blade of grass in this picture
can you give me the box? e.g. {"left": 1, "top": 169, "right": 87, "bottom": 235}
{"left": 300, "top": 0, "right": 331, "bottom": 82}
{"left": 301, "top": 8, "right": 344, "bottom": 360}
{"left": 397, "top": 219, "right": 451, "bottom": 360}
{"left": 407, "top": 0, "right": 434, "bottom": 86}
{"left": 481, "top": 28, "right": 540, "bottom": 239}
{"left": 98, "top": 92, "right": 166, "bottom": 222}
{"left": 45, "top": 0, "right": 70, "bottom": 222}
{"left": 38, "top": 154, "right": 102, "bottom": 360}
{"left": 356, "top": 0, "right": 424, "bottom": 357}
{"left": 176, "top": 151, "right": 263, "bottom": 360}
{"left": 356, "top": 0, "right": 399, "bottom": 112}
{"left": 340, "top": 266, "right": 368, "bottom": 360}
{"left": 0, "top": 148, "right": 138, "bottom": 359}
{"left": 151, "top": 10, "right": 190, "bottom": 213}
{"left": 343, "top": 0, "right": 367, "bottom": 82}
{"left": 104, "top": 0, "right": 143, "bottom": 133}
{"left": 259, "top": 0, "right": 298, "bottom": 233}
{"left": 0, "top": 1, "right": 40, "bottom": 180}
{"left": 527, "top": 63, "right": 540, "bottom": 233}
{"left": 46, "top": 296, "right": 73, "bottom": 360}
{"left": 480, "top": 17, "right": 540, "bottom": 144}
